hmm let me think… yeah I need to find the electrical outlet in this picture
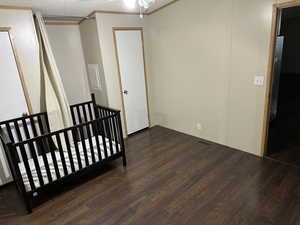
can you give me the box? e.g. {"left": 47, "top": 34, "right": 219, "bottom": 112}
{"left": 196, "top": 123, "right": 203, "bottom": 131}
{"left": 254, "top": 76, "right": 264, "bottom": 86}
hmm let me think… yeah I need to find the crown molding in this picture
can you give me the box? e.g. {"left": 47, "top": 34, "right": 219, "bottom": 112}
{"left": 88, "top": 0, "right": 180, "bottom": 17}
{"left": 88, "top": 10, "right": 142, "bottom": 17}
{"left": 45, "top": 21, "right": 80, "bottom": 25}
{"left": 0, "top": 0, "right": 179, "bottom": 22}
{"left": 43, "top": 17, "right": 82, "bottom": 21}
{"left": 0, "top": 5, "right": 32, "bottom": 10}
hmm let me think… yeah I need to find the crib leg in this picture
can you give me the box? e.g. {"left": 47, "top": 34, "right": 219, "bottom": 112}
{"left": 23, "top": 193, "right": 32, "bottom": 214}
{"left": 122, "top": 155, "right": 127, "bottom": 167}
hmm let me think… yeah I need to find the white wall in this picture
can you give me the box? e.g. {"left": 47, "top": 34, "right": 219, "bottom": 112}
{"left": 0, "top": 9, "right": 40, "bottom": 112}
{"left": 79, "top": 19, "right": 108, "bottom": 106}
{"left": 95, "top": 13, "right": 145, "bottom": 134}
{"left": 0, "top": 8, "right": 39, "bottom": 186}
{"left": 46, "top": 24, "right": 90, "bottom": 105}
{"left": 145, "top": 0, "right": 278, "bottom": 156}
{"left": 0, "top": 1, "right": 293, "bottom": 156}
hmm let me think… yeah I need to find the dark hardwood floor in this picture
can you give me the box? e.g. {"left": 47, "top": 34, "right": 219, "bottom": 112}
{"left": 267, "top": 147, "right": 300, "bottom": 168}
{"left": 1, "top": 126, "right": 300, "bottom": 225}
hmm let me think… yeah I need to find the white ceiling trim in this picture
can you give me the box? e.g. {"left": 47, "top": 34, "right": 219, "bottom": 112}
{"left": 0, "top": 0, "right": 178, "bottom": 17}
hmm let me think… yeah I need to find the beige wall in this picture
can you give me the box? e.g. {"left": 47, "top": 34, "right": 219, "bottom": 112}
{"left": 0, "top": 9, "right": 40, "bottom": 113}
{"left": 95, "top": 13, "right": 145, "bottom": 134}
{"left": 80, "top": 19, "right": 109, "bottom": 106}
{"left": 46, "top": 24, "right": 90, "bottom": 105}
{"left": 0, "top": 1, "right": 294, "bottom": 155}
{"left": 145, "top": 0, "right": 284, "bottom": 156}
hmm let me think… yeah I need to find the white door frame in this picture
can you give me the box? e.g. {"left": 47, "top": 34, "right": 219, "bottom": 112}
{"left": 0, "top": 27, "right": 32, "bottom": 114}
{"left": 113, "top": 27, "right": 150, "bottom": 135}
{"left": 261, "top": 0, "right": 300, "bottom": 156}
{"left": 0, "top": 27, "right": 32, "bottom": 185}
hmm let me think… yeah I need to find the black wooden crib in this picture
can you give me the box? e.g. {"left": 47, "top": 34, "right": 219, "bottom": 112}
{"left": 0, "top": 94, "right": 126, "bottom": 213}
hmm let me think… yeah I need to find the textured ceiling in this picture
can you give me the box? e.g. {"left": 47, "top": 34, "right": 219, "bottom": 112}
{"left": 0, "top": 0, "right": 174, "bottom": 16}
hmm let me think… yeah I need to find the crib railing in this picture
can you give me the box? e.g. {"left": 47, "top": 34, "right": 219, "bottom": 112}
{"left": 1, "top": 112, "right": 124, "bottom": 192}
{"left": 0, "top": 112, "right": 50, "bottom": 144}
{"left": 0, "top": 112, "right": 51, "bottom": 162}
{"left": 0, "top": 94, "right": 125, "bottom": 193}
{"left": 0, "top": 94, "right": 126, "bottom": 213}
{"left": 12, "top": 113, "right": 122, "bottom": 192}
{"left": 69, "top": 95, "right": 120, "bottom": 126}
{"left": 70, "top": 100, "right": 95, "bottom": 125}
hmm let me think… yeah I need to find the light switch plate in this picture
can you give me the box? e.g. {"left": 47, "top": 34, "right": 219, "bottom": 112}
{"left": 254, "top": 76, "right": 264, "bottom": 86}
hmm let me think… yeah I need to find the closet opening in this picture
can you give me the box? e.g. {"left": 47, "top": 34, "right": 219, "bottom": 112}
{"left": 263, "top": 2, "right": 300, "bottom": 167}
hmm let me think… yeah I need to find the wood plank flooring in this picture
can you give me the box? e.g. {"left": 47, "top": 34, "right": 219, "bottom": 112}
{"left": 1, "top": 126, "right": 300, "bottom": 225}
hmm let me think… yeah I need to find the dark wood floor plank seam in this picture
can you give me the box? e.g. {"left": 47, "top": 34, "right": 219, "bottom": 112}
{"left": 2, "top": 126, "right": 300, "bottom": 225}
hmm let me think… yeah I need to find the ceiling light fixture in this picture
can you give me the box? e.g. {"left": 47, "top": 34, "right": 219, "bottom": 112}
{"left": 124, "top": 0, "right": 156, "bottom": 18}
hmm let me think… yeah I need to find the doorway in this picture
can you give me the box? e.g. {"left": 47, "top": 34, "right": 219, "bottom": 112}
{"left": 0, "top": 28, "right": 32, "bottom": 185}
{"left": 263, "top": 2, "right": 300, "bottom": 167}
{"left": 113, "top": 28, "right": 150, "bottom": 135}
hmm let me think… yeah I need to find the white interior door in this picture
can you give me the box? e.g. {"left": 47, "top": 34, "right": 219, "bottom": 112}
{"left": 0, "top": 31, "right": 29, "bottom": 185}
{"left": 115, "top": 30, "right": 149, "bottom": 135}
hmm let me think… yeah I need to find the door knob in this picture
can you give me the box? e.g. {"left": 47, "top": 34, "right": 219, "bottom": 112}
{"left": 123, "top": 90, "right": 128, "bottom": 95}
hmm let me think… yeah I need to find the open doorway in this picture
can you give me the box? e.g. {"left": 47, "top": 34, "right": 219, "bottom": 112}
{"left": 265, "top": 4, "right": 300, "bottom": 167}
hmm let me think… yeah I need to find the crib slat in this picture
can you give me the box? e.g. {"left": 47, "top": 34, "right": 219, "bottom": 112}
{"left": 13, "top": 121, "right": 23, "bottom": 143}
{"left": 64, "top": 131, "right": 76, "bottom": 173}
{"left": 116, "top": 115, "right": 122, "bottom": 151}
{"left": 70, "top": 106, "right": 76, "bottom": 125}
{"left": 19, "top": 144, "right": 36, "bottom": 191}
{"left": 86, "top": 123, "right": 95, "bottom": 164}
{"left": 21, "top": 118, "right": 30, "bottom": 139}
{"left": 28, "top": 141, "right": 44, "bottom": 187}
{"left": 99, "top": 120, "right": 108, "bottom": 159}
{"left": 104, "top": 119, "right": 113, "bottom": 157}
{"left": 79, "top": 126, "right": 89, "bottom": 166}
{"left": 5, "top": 123, "right": 14, "bottom": 143}
{"left": 1, "top": 140, "right": 17, "bottom": 188}
{"left": 99, "top": 108, "right": 104, "bottom": 119}
{"left": 109, "top": 117, "right": 117, "bottom": 154}
{"left": 55, "top": 134, "right": 68, "bottom": 176}
{"left": 71, "top": 109, "right": 79, "bottom": 141}
{"left": 71, "top": 128, "right": 82, "bottom": 170}
{"left": 92, "top": 121, "right": 102, "bottom": 162}
{"left": 47, "top": 135, "right": 60, "bottom": 180}
{"left": 82, "top": 105, "right": 88, "bottom": 123}
{"left": 88, "top": 104, "right": 96, "bottom": 136}
{"left": 117, "top": 112, "right": 126, "bottom": 165}
{"left": 112, "top": 116, "right": 120, "bottom": 153}
{"left": 38, "top": 138, "right": 53, "bottom": 183}
{"left": 29, "top": 117, "right": 43, "bottom": 155}
{"left": 91, "top": 94, "right": 99, "bottom": 118}
{"left": 21, "top": 118, "right": 33, "bottom": 158}
{"left": 4, "top": 122, "right": 20, "bottom": 161}
{"left": 13, "top": 120, "right": 24, "bottom": 162}
{"left": 21, "top": 118, "right": 44, "bottom": 187}
{"left": 37, "top": 115, "right": 45, "bottom": 134}
{"left": 107, "top": 116, "right": 114, "bottom": 150}
{"left": 76, "top": 106, "right": 83, "bottom": 124}
{"left": 100, "top": 110, "right": 107, "bottom": 137}
{"left": 87, "top": 103, "right": 93, "bottom": 121}
{"left": 44, "top": 113, "right": 51, "bottom": 134}
{"left": 105, "top": 110, "right": 114, "bottom": 142}
{"left": 38, "top": 115, "right": 52, "bottom": 155}
{"left": 29, "top": 117, "right": 38, "bottom": 138}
